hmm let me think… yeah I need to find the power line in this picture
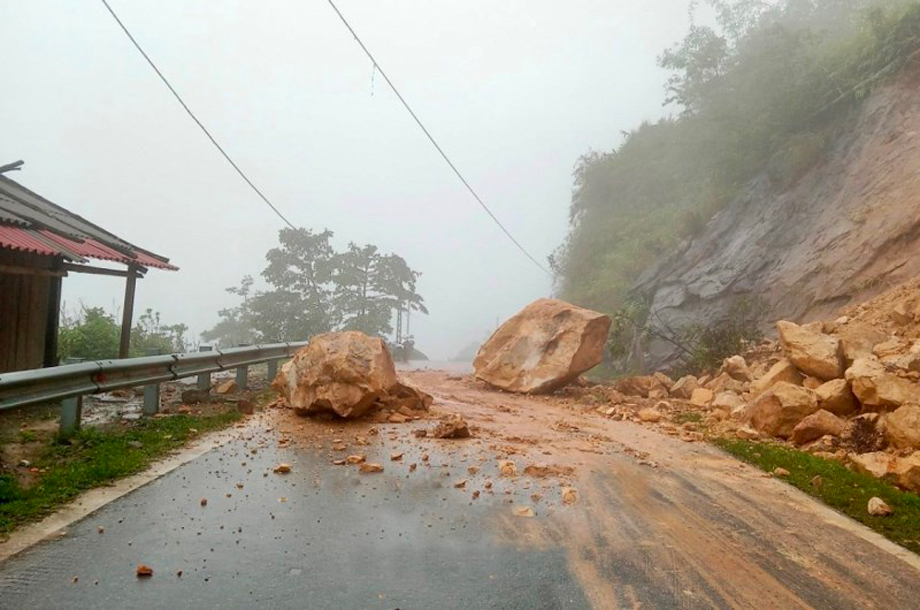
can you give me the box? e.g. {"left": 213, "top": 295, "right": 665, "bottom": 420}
{"left": 99, "top": 0, "right": 297, "bottom": 230}
{"left": 325, "top": 0, "right": 551, "bottom": 275}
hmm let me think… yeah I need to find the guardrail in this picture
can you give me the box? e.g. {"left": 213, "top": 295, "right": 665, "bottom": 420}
{"left": 0, "top": 342, "right": 307, "bottom": 433}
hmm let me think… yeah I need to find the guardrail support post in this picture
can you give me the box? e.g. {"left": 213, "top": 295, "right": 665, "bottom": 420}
{"left": 267, "top": 359, "right": 278, "bottom": 383}
{"left": 142, "top": 348, "right": 162, "bottom": 416}
{"left": 143, "top": 383, "right": 160, "bottom": 416}
{"left": 60, "top": 395, "right": 83, "bottom": 434}
{"left": 197, "top": 345, "right": 213, "bottom": 390}
{"left": 236, "top": 365, "right": 249, "bottom": 390}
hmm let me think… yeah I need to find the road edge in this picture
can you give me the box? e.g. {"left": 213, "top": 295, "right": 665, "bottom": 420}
{"left": 0, "top": 424, "right": 241, "bottom": 564}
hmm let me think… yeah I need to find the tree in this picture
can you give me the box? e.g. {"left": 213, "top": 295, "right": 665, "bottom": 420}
{"left": 554, "top": 0, "right": 920, "bottom": 322}
{"left": 200, "top": 276, "right": 259, "bottom": 346}
{"left": 59, "top": 306, "right": 188, "bottom": 360}
{"left": 659, "top": 25, "right": 730, "bottom": 113}
{"left": 58, "top": 307, "right": 120, "bottom": 361}
{"left": 262, "top": 228, "right": 337, "bottom": 336}
{"left": 202, "top": 228, "right": 428, "bottom": 346}
{"left": 131, "top": 308, "right": 189, "bottom": 355}
{"left": 332, "top": 244, "right": 428, "bottom": 337}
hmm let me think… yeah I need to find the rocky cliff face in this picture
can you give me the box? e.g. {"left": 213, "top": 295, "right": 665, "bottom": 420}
{"left": 634, "top": 64, "right": 920, "bottom": 369}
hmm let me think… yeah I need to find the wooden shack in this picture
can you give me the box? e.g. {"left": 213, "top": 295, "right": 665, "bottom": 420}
{"left": 0, "top": 167, "right": 177, "bottom": 373}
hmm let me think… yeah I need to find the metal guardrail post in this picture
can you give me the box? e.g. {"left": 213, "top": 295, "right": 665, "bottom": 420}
{"left": 142, "top": 348, "right": 162, "bottom": 416}
{"left": 60, "top": 395, "right": 82, "bottom": 434}
{"left": 197, "top": 345, "right": 213, "bottom": 390}
{"left": 143, "top": 384, "right": 159, "bottom": 416}
{"left": 234, "top": 343, "right": 251, "bottom": 390}
{"left": 267, "top": 359, "right": 278, "bottom": 382}
{"left": 236, "top": 364, "right": 249, "bottom": 390}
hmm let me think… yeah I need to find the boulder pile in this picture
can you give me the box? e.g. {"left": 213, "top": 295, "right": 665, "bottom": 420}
{"left": 474, "top": 298, "right": 611, "bottom": 394}
{"left": 273, "top": 331, "right": 431, "bottom": 419}
{"left": 611, "top": 306, "right": 920, "bottom": 494}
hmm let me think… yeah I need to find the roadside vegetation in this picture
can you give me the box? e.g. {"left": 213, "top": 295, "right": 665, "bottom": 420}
{"left": 607, "top": 295, "right": 765, "bottom": 376}
{"left": 714, "top": 437, "right": 920, "bottom": 554}
{"left": 0, "top": 406, "right": 241, "bottom": 536}
{"left": 202, "top": 228, "right": 427, "bottom": 348}
{"left": 58, "top": 306, "right": 189, "bottom": 361}
{"left": 552, "top": 0, "right": 920, "bottom": 352}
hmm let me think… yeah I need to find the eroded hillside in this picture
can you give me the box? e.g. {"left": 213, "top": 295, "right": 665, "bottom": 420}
{"left": 635, "top": 63, "right": 920, "bottom": 368}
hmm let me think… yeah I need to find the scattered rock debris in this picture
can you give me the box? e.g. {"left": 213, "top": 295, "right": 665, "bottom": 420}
{"left": 499, "top": 461, "right": 518, "bottom": 477}
{"left": 561, "top": 487, "right": 578, "bottom": 505}
{"left": 431, "top": 415, "right": 471, "bottom": 439}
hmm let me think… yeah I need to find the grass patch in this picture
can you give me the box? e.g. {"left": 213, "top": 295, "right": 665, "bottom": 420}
{"left": 672, "top": 411, "right": 703, "bottom": 425}
{"left": 714, "top": 438, "right": 920, "bottom": 555}
{"left": 0, "top": 410, "right": 241, "bottom": 535}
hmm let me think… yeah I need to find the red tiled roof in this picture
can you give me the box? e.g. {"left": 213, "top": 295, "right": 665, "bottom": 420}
{"left": 39, "top": 231, "right": 178, "bottom": 270}
{"left": 0, "top": 225, "right": 64, "bottom": 257}
{"left": 0, "top": 175, "right": 177, "bottom": 271}
{"left": 0, "top": 225, "right": 178, "bottom": 270}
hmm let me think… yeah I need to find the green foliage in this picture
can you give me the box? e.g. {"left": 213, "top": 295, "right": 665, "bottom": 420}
{"left": 130, "top": 308, "right": 188, "bottom": 356}
{"left": 672, "top": 411, "right": 704, "bottom": 425}
{"left": 203, "top": 228, "right": 427, "bottom": 346}
{"left": 333, "top": 243, "right": 427, "bottom": 337}
{"left": 554, "top": 0, "right": 920, "bottom": 317}
{"left": 58, "top": 307, "right": 120, "bottom": 361}
{"left": 58, "top": 306, "right": 188, "bottom": 360}
{"left": 767, "top": 131, "right": 830, "bottom": 188}
{"left": 671, "top": 297, "right": 765, "bottom": 376}
{"left": 0, "top": 410, "right": 240, "bottom": 534}
{"left": 715, "top": 438, "right": 920, "bottom": 554}
{"left": 606, "top": 296, "right": 764, "bottom": 376}
{"left": 0, "top": 474, "right": 21, "bottom": 504}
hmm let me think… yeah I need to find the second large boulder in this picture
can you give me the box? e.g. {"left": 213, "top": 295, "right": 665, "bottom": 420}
{"left": 473, "top": 298, "right": 611, "bottom": 394}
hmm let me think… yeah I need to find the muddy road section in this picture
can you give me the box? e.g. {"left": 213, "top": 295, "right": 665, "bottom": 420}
{"left": 1, "top": 370, "right": 918, "bottom": 609}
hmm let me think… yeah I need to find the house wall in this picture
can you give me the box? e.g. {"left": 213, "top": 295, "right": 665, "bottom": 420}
{"left": 0, "top": 249, "right": 57, "bottom": 373}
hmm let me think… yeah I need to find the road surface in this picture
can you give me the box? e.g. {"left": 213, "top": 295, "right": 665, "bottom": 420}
{"left": 0, "top": 370, "right": 918, "bottom": 609}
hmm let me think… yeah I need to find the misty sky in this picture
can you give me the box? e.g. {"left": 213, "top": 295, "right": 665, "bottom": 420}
{"left": 2, "top": 0, "right": 695, "bottom": 360}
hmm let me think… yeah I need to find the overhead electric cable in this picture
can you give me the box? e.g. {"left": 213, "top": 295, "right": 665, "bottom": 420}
{"left": 325, "top": 0, "right": 551, "bottom": 275}
{"left": 99, "top": 0, "right": 297, "bottom": 230}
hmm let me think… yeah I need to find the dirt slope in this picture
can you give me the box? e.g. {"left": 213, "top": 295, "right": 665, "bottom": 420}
{"left": 633, "top": 63, "right": 920, "bottom": 369}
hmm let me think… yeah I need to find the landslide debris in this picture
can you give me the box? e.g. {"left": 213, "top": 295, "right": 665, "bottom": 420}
{"left": 431, "top": 415, "right": 471, "bottom": 439}
{"left": 473, "top": 298, "right": 611, "bottom": 394}
{"left": 599, "top": 278, "right": 920, "bottom": 495}
{"left": 273, "top": 331, "right": 432, "bottom": 420}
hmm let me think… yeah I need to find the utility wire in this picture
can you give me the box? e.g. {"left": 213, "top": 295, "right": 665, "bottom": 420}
{"left": 99, "top": 0, "right": 297, "bottom": 230}
{"left": 325, "top": 0, "right": 551, "bottom": 275}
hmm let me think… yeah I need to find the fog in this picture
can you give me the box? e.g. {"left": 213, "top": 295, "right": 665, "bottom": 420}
{"left": 2, "top": 0, "right": 693, "bottom": 360}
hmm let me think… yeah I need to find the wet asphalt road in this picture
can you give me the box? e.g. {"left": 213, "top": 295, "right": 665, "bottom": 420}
{"left": 0, "top": 425, "right": 588, "bottom": 609}
{"left": 2, "top": 408, "right": 920, "bottom": 609}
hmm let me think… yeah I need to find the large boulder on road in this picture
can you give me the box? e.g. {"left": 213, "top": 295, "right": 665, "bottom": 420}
{"left": 276, "top": 331, "right": 399, "bottom": 418}
{"left": 473, "top": 299, "right": 611, "bottom": 394}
